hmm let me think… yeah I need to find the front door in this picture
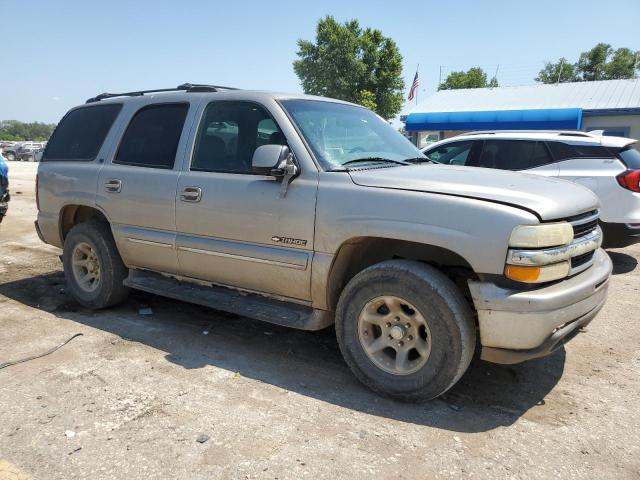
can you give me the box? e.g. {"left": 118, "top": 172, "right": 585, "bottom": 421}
{"left": 175, "top": 100, "right": 317, "bottom": 301}
{"left": 96, "top": 102, "right": 192, "bottom": 275}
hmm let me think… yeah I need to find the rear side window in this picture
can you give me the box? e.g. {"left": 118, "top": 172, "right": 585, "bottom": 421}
{"left": 473, "top": 140, "right": 552, "bottom": 170}
{"left": 115, "top": 103, "right": 188, "bottom": 169}
{"left": 617, "top": 146, "right": 640, "bottom": 169}
{"left": 547, "top": 141, "right": 611, "bottom": 161}
{"left": 43, "top": 104, "right": 122, "bottom": 161}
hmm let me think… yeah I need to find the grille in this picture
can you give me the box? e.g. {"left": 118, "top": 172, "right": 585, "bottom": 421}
{"left": 572, "top": 219, "right": 598, "bottom": 239}
{"left": 564, "top": 209, "right": 599, "bottom": 240}
{"left": 571, "top": 251, "right": 594, "bottom": 270}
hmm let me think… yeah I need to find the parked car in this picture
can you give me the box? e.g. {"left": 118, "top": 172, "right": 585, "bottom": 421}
{"left": 422, "top": 131, "right": 640, "bottom": 248}
{"left": 3, "top": 141, "right": 44, "bottom": 161}
{"left": 0, "top": 151, "right": 10, "bottom": 222}
{"left": 35, "top": 84, "right": 611, "bottom": 400}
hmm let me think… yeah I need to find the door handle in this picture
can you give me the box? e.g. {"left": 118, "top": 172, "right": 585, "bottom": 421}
{"left": 105, "top": 179, "right": 122, "bottom": 193}
{"left": 180, "top": 186, "right": 202, "bottom": 202}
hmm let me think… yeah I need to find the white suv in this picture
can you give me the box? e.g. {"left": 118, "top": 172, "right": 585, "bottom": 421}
{"left": 422, "top": 131, "right": 640, "bottom": 247}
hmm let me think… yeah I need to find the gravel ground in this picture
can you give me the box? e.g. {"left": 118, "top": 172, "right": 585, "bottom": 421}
{"left": 1, "top": 162, "right": 639, "bottom": 479}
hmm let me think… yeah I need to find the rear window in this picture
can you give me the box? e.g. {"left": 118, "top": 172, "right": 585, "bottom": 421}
{"left": 617, "top": 145, "right": 640, "bottom": 169}
{"left": 42, "top": 104, "right": 122, "bottom": 161}
{"left": 547, "top": 141, "right": 611, "bottom": 161}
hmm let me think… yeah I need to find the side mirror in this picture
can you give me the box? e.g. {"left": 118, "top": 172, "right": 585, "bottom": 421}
{"left": 252, "top": 145, "right": 290, "bottom": 176}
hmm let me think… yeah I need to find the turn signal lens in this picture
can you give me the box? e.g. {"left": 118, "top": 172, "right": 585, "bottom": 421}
{"left": 505, "top": 261, "right": 570, "bottom": 283}
{"left": 616, "top": 170, "right": 640, "bottom": 193}
{"left": 509, "top": 222, "right": 573, "bottom": 248}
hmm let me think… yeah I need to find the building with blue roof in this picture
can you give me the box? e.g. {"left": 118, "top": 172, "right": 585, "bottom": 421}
{"left": 401, "top": 79, "right": 640, "bottom": 147}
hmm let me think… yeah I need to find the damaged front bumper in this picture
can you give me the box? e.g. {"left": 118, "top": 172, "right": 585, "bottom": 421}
{"left": 468, "top": 248, "right": 612, "bottom": 364}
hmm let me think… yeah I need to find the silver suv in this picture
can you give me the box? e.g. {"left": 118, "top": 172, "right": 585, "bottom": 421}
{"left": 422, "top": 131, "right": 640, "bottom": 247}
{"left": 35, "top": 84, "right": 612, "bottom": 400}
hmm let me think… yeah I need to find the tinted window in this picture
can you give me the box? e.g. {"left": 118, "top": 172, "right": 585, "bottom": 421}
{"left": 474, "top": 140, "right": 552, "bottom": 170}
{"left": 192, "top": 102, "right": 286, "bottom": 174}
{"left": 547, "top": 141, "right": 611, "bottom": 161}
{"left": 617, "top": 146, "right": 640, "bottom": 169}
{"left": 115, "top": 103, "right": 188, "bottom": 169}
{"left": 424, "top": 141, "right": 473, "bottom": 165}
{"left": 43, "top": 104, "right": 122, "bottom": 161}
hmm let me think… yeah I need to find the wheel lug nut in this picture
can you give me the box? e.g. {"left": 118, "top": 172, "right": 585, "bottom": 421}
{"left": 395, "top": 317, "right": 400, "bottom": 322}
{"left": 399, "top": 341, "right": 404, "bottom": 346}
{"left": 408, "top": 335, "right": 413, "bottom": 341}
{"left": 405, "top": 323, "right": 411, "bottom": 328}
{"left": 386, "top": 322, "right": 391, "bottom": 327}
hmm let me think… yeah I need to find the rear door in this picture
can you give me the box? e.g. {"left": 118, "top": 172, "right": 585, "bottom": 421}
{"left": 96, "top": 102, "right": 193, "bottom": 275}
{"left": 175, "top": 100, "right": 317, "bottom": 301}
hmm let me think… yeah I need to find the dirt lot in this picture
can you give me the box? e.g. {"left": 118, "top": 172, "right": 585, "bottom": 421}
{"left": 1, "top": 162, "right": 639, "bottom": 479}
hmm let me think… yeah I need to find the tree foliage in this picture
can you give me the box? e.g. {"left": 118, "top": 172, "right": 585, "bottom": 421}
{"left": 537, "top": 43, "right": 639, "bottom": 84}
{"left": 0, "top": 120, "right": 55, "bottom": 141}
{"left": 438, "top": 67, "right": 498, "bottom": 90}
{"left": 293, "top": 16, "right": 404, "bottom": 119}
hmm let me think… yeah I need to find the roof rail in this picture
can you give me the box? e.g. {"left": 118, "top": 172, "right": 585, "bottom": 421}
{"left": 85, "top": 83, "right": 239, "bottom": 103}
{"left": 455, "top": 130, "right": 596, "bottom": 137}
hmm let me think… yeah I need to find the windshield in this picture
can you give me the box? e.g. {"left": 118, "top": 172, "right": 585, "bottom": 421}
{"left": 280, "top": 99, "right": 424, "bottom": 169}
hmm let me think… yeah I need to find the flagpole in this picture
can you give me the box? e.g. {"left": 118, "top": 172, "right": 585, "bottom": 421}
{"left": 415, "top": 64, "right": 419, "bottom": 106}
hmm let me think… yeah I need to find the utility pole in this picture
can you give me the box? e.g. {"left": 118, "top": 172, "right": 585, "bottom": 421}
{"left": 557, "top": 58, "right": 564, "bottom": 85}
{"left": 634, "top": 51, "right": 639, "bottom": 79}
{"left": 438, "top": 65, "right": 442, "bottom": 91}
{"left": 493, "top": 64, "right": 500, "bottom": 86}
{"left": 416, "top": 64, "right": 419, "bottom": 106}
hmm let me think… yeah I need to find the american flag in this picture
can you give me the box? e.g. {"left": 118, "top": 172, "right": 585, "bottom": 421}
{"left": 407, "top": 70, "right": 419, "bottom": 101}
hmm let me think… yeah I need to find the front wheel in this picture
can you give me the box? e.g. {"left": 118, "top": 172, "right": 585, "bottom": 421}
{"left": 335, "top": 260, "right": 476, "bottom": 401}
{"left": 63, "top": 222, "right": 130, "bottom": 309}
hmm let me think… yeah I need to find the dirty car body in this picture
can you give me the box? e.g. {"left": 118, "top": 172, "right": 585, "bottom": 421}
{"left": 35, "top": 85, "right": 611, "bottom": 399}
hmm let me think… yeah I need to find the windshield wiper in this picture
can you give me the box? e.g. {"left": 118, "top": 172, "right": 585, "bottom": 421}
{"left": 341, "top": 157, "right": 410, "bottom": 168}
{"left": 403, "top": 157, "right": 434, "bottom": 164}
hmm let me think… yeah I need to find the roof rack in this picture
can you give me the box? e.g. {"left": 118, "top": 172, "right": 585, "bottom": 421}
{"left": 457, "top": 130, "right": 596, "bottom": 137}
{"left": 85, "top": 83, "right": 239, "bottom": 103}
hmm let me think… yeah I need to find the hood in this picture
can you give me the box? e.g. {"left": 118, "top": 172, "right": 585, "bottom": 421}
{"left": 348, "top": 164, "right": 598, "bottom": 221}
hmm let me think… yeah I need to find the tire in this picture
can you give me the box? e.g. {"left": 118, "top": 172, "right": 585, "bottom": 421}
{"left": 335, "top": 260, "right": 476, "bottom": 401}
{"left": 63, "top": 222, "right": 130, "bottom": 309}
{"left": 5, "top": 152, "right": 15, "bottom": 161}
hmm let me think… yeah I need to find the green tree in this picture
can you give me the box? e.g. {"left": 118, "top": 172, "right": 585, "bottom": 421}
{"left": 576, "top": 43, "right": 612, "bottom": 81}
{"left": 438, "top": 67, "right": 498, "bottom": 90}
{"left": 604, "top": 47, "right": 638, "bottom": 79}
{"left": 0, "top": 120, "right": 56, "bottom": 141}
{"left": 293, "top": 16, "right": 404, "bottom": 119}
{"left": 537, "top": 43, "right": 639, "bottom": 84}
{"left": 535, "top": 57, "right": 578, "bottom": 84}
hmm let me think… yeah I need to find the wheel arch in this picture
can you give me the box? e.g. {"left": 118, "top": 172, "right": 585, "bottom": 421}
{"left": 59, "top": 203, "right": 112, "bottom": 243}
{"left": 324, "top": 236, "right": 477, "bottom": 312}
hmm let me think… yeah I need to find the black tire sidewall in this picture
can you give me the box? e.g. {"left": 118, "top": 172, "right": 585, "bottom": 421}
{"left": 63, "top": 222, "right": 128, "bottom": 309}
{"left": 336, "top": 261, "right": 474, "bottom": 401}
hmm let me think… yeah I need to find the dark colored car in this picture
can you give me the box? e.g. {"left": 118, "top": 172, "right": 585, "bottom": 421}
{"left": 0, "top": 152, "right": 9, "bottom": 222}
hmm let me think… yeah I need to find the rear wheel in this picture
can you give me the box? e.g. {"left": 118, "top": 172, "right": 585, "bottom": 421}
{"left": 335, "top": 260, "right": 475, "bottom": 401}
{"left": 63, "top": 222, "right": 130, "bottom": 309}
{"left": 4, "top": 152, "right": 15, "bottom": 161}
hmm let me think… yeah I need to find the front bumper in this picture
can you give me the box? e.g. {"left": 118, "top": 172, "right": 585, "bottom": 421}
{"left": 468, "top": 248, "right": 612, "bottom": 364}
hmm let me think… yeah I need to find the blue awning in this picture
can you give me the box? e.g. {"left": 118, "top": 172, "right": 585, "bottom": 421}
{"left": 405, "top": 108, "right": 582, "bottom": 131}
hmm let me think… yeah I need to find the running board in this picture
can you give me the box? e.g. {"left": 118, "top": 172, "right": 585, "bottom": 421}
{"left": 123, "top": 270, "right": 334, "bottom": 331}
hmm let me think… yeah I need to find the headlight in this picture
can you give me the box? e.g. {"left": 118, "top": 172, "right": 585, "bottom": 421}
{"left": 505, "top": 261, "right": 570, "bottom": 283}
{"left": 509, "top": 222, "right": 573, "bottom": 248}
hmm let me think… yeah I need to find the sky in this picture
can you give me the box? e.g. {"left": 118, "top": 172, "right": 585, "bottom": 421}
{"left": 2, "top": 0, "right": 639, "bottom": 124}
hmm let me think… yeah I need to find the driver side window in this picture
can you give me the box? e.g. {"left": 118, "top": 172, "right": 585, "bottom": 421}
{"left": 191, "top": 101, "right": 286, "bottom": 174}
